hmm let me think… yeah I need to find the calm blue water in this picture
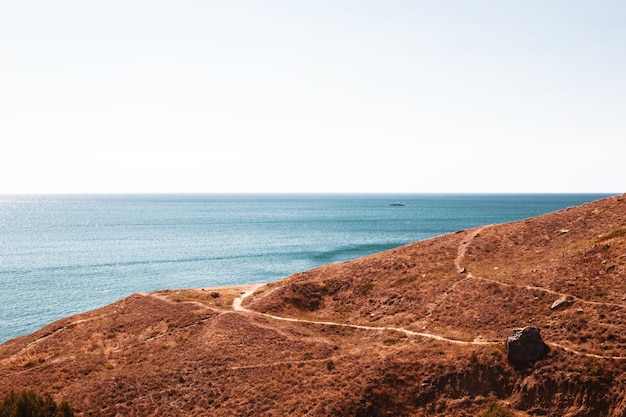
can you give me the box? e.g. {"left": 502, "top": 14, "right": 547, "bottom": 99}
{"left": 0, "top": 193, "right": 613, "bottom": 343}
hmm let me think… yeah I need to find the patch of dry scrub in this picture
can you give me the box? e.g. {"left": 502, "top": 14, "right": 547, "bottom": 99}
{"left": 2, "top": 194, "right": 626, "bottom": 416}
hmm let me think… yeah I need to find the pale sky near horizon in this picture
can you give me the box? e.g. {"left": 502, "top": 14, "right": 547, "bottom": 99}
{"left": 1, "top": 1, "right": 625, "bottom": 194}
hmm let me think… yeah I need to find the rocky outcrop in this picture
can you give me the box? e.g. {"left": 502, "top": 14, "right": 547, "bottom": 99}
{"left": 506, "top": 327, "right": 549, "bottom": 365}
{"left": 515, "top": 372, "right": 615, "bottom": 416}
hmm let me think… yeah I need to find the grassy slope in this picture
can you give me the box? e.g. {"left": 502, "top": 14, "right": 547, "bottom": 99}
{"left": 1, "top": 194, "right": 626, "bottom": 416}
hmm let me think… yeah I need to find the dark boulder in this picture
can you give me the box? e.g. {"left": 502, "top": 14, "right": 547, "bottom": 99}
{"left": 506, "top": 327, "right": 549, "bottom": 365}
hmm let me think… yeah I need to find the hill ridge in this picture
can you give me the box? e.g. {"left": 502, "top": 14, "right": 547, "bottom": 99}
{"left": 2, "top": 193, "right": 626, "bottom": 416}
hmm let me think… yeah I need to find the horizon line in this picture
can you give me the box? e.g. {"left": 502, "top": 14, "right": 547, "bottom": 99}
{"left": 0, "top": 191, "right": 621, "bottom": 197}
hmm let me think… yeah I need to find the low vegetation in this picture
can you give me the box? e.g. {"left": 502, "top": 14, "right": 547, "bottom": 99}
{"left": 476, "top": 402, "right": 514, "bottom": 417}
{"left": 1, "top": 194, "right": 626, "bottom": 416}
{"left": 0, "top": 389, "right": 74, "bottom": 417}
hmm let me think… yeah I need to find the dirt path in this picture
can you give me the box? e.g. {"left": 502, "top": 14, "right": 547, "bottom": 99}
{"left": 549, "top": 342, "right": 626, "bottom": 360}
{"left": 231, "top": 226, "right": 626, "bottom": 360}
{"left": 232, "top": 285, "right": 263, "bottom": 312}
{"left": 465, "top": 276, "right": 626, "bottom": 309}
{"left": 455, "top": 226, "right": 626, "bottom": 360}
{"left": 454, "top": 226, "right": 490, "bottom": 272}
{"left": 232, "top": 285, "right": 496, "bottom": 346}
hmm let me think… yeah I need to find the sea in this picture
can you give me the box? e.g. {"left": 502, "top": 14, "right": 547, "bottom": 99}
{"left": 0, "top": 193, "right": 614, "bottom": 343}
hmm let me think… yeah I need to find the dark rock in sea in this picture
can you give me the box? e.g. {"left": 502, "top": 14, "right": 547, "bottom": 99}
{"left": 506, "top": 327, "right": 549, "bottom": 365}
{"left": 550, "top": 295, "right": 574, "bottom": 310}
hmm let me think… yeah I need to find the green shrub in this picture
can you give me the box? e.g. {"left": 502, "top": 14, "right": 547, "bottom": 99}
{"left": 476, "top": 401, "right": 514, "bottom": 417}
{"left": 0, "top": 389, "right": 74, "bottom": 417}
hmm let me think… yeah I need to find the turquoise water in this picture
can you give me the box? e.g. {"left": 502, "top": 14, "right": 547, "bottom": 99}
{"left": 0, "top": 193, "right": 613, "bottom": 343}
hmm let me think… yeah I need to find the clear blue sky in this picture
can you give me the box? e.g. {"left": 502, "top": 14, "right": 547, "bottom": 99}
{"left": 1, "top": 1, "right": 624, "bottom": 194}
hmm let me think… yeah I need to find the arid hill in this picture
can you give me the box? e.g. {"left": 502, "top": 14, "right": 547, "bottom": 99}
{"left": 1, "top": 194, "right": 626, "bottom": 416}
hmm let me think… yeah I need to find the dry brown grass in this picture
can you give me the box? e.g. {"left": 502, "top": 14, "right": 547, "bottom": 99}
{"left": 1, "top": 194, "right": 626, "bottom": 416}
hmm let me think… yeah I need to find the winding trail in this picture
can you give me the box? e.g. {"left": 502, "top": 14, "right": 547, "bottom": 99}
{"left": 231, "top": 226, "right": 626, "bottom": 360}
{"left": 465, "top": 276, "right": 626, "bottom": 310}
{"left": 232, "top": 285, "right": 263, "bottom": 312}
{"left": 454, "top": 226, "right": 489, "bottom": 272}
{"left": 232, "top": 284, "right": 495, "bottom": 346}
{"left": 453, "top": 227, "right": 626, "bottom": 360}
{"left": 8, "top": 224, "right": 624, "bottom": 373}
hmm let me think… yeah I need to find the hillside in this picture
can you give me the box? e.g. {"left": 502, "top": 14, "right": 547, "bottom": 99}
{"left": 1, "top": 194, "right": 626, "bottom": 416}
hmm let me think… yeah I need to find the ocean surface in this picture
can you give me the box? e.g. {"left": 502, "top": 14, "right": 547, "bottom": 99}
{"left": 0, "top": 193, "right": 614, "bottom": 343}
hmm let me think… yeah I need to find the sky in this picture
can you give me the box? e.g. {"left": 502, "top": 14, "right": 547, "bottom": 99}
{"left": 1, "top": 1, "right": 625, "bottom": 194}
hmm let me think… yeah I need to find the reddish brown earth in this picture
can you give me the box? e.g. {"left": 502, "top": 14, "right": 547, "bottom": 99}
{"left": 2, "top": 194, "right": 626, "bottom": 416}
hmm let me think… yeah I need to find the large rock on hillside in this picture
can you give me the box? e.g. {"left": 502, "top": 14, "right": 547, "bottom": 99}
{"left": 506, "top": 327, "right": 549, "bottom": 365}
